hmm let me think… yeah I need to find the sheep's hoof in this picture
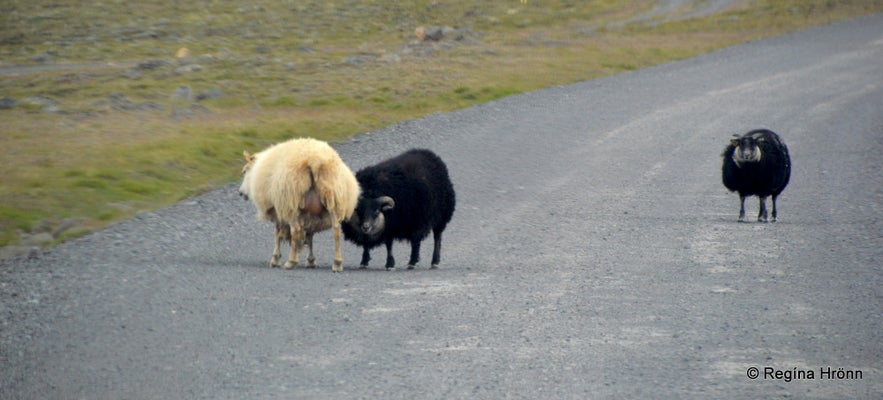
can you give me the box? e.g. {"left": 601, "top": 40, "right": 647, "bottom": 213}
{"left": 270, "top": 255, "right": 282, "bottom": 268}
{"left": 386, "top": 266, "right": 396, "bottom": 271}
{"left": 430, "top": 264, "right": 439, "bottom": 269}
{"left": 283, "top": 260, "right": 299, "bottom": 270}
{"left": 359, "top": 264, "right": 368, "bottom": 270}
{"left": 307, "top": 257, "right": 317, "bottom": 268}
{"left": 332, "top": 260, "right": 343, "bottom": 273}
{"left": 407, "top": 264, "right": 416, "bottom": 270}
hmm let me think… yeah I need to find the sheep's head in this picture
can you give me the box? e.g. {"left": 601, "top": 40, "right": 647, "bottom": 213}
{"left": 731, "top": 134, "right": 763, "bottom": 166}
{"left": 238, "top": 150, "right": 256, "bottom": 200}
{"left": 349, "top": 196, "right": 395, "bottom": 238}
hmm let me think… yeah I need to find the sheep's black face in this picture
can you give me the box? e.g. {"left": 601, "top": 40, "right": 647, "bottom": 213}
{"left": 732, "top": 136, "right": 762, "bottom": 165}
{"left": 351, "top": 196, "right": 395, "bottom": 238}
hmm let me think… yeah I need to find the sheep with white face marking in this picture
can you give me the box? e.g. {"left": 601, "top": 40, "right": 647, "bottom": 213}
{"left": 238, "top": 138, "right": 359, "bottom": 271}
{"left": 721, "top": 129, "right": 791, "bottom": 222}
{"left": 342, "top": 149, "right": 456, "bottom": 270}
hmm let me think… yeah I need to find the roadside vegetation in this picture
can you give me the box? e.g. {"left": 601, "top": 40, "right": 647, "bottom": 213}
{"left": 1, "top": 0, "right": 881, "bottom": 256}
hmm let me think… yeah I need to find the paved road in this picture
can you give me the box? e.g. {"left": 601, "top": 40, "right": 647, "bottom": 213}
{"left": 2, "top": 14, "right": 882, "bottom": 400}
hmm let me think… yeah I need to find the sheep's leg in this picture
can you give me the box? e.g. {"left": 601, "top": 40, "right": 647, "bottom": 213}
{"left": 284, "top": 222, "right": 301, "bottom": 269}
{"left": 384, "top": 239, "right": 396, "bottom": 270}
{"left": 757, "top": 196, "right": 769, "bottom": 223}
{"left": 330, "top": 213, "right": 343, "bottom": 273}
{"left": 407, "top": 240, "right": 420, "bottom": 269}
{"left": 305, "top": 232, "right": 316, "bottom": 268}
{"left": 770, "top": 195, "right": 779, "bottom": 222}
{"left": 738, "top": 195, "right": 747, "bottom": 222}
{"left": 359, "top": 247, "right": 371, "bottom": 269}
{"left": 430, "top": 228, "right": 442, "bottom": 269}
{"left": 270, "top": 223, "right": 284, "bottom": 268}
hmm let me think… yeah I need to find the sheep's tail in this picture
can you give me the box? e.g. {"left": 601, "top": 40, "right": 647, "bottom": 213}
{"left": 310, "top": 157, "right": 360, "bottom": 222}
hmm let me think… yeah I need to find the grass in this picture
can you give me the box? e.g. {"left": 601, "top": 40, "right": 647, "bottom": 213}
{"left": 1, "top": 0, "right": 882, "bottom": 250}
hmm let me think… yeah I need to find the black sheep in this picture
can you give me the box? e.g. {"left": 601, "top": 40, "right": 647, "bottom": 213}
{"left": 721, "top": 129, "right": 791, "bottom": 222}
{"left": 343, "top": 149, "right": 456, "bottom": 269}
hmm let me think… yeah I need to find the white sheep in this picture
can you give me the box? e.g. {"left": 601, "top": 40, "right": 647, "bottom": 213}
{"left": 239, "top": 138, "right": 359, "bottom": 272}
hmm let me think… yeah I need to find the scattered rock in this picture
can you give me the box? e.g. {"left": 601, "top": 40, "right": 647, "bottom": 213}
{"left": 136, "top": 59, "right": 173, "bottom": 70}
{"left": 43, "top": 105, "right": 65, "bottom": 113}
{"left": 24, "top": 96, "right": 63, "bottom": 113}
{"left": 403, "top": 26, "right": 483, "bottom": 57}
{"left": 142, "top": 102, "right": 165, "bottom": 111}
{"left": 171, "top": 86, "right": 192, "bottom": 101}
{"left": 105, "top": 93, "right": 165, "bottom": 111}
{"left": 114, "top": 25, "right": 175, "bottom": 41}
{"left": 171, "top": 104, "right": 211, "bottom": 120}
{"left": 196, "top": 54, "right": 216, "bottom": 63}
{"left": 134, "top": 29, "right": 168, "bottom": 40}
{"left": 343, "top": 54, "right": 376, "bottom": 65}
{"left": 414, "top": 26, "right": 479, "bottom": 42}
{"left": 290, "top": 85, "right": 312, "bottom": 93}
{"left": 426, "top": 26, "right": 446, "bottom": 41}
{"left": 190, "top": 103, "right": 211, "bottom": 114}
{"left": 52, "top": 217, "right": 88, "bottom": 239}
{"left": 121, "top": 69, "right": 142, "bottom": 80}
{"left": 176, "top": 47, "right": 190, "bottom": 58}
{"left": 0, "top": 97, "right": 17, "bottom": 110}
{"left": 24, "top": 95, "right": 59, "bottom": 107}
{"left": 19, "top": 232, "right": 53, "bottom": 247}
{"left": 238, "top": 5, "right": 265, "bottom": 13}
{"left": 30, "top": 219, "right": 57, "bottom": 234}
{"left": 4, "top": 33, "right": 24, "bottom": 45}
{"left": 196, "top": 88, "right": 225, "bottom": 101}
{"left": 107, "top": 92, "right": 128, "bottom": 107}
{"left": 0, "top": 245, "right": 31, "bottom": 260}
{"left": 174, "top": 64, "right": 203, "bottom": 74}
{"left": 31, "top": 52, "right": 54, "bottom": 63}
{"left": 255, "top": 45, "right": 272, "bottom": 54}
{"left": 298, "top": 46, "right": 315, "bottom": 53}
{"left": 379, "top": 53, "right": 402, "bottom": 63}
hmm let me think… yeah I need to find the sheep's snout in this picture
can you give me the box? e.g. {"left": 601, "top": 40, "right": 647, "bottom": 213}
{"left": 733, "top": 140, "right": 762, "bottom": 164}
{"left": 360, "top": 217, "right": 384, "bottom": 236}
{"left": 238, "top": 190, "right": 249, "bottom": 201}
{"left": 738, "top": 147, "right": 757, "bottom": 161}
{"left": 357, "top": 210, "right": 386, "bottom": 237}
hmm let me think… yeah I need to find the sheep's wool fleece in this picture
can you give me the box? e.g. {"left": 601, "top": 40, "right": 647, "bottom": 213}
{"left": 243, "top": 138, "right": 359, "bottom": 223}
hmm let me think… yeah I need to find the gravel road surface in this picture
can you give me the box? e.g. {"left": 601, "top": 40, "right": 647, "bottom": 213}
{"left": 2, "top": 14, "right": 881, "bottom": 400}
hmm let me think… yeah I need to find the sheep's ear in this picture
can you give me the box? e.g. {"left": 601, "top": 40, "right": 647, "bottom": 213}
{"left": 730, "top": 139, "right": 740, "bottom": 147}
{"left": 243, "top": 150, "right": 254, "bottom": 163}
{"left": 377, "top": 196, "right": 395, "bottom": 211}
